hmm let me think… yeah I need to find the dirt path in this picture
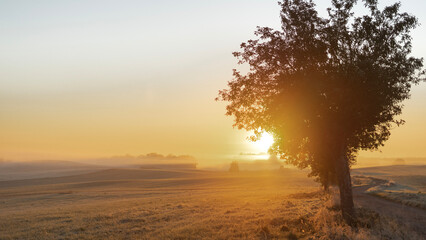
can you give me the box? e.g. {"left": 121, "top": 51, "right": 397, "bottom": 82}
{"left": 353, "top": 184, "right": 426, "bottom": 237}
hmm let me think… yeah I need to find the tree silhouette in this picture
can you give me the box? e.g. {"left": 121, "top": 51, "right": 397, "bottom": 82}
{"left": 229, "top": 161, "right": 240, "bottom": 172}
{"left": 217, "top": 0, "right": 424, "bottom": 225}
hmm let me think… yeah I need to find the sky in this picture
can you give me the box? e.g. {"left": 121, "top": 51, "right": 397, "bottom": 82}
{"left": 1, "top": 0, "right": 425, "bottom": 163}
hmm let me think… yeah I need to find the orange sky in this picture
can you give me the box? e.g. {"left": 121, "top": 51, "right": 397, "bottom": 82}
{"left": 1, "top": 1, "right": 425, "bottom": 163}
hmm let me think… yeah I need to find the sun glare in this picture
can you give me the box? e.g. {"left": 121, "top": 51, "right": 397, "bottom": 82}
{"left": 253, "top": 132, "right": 274, "bottom": 153}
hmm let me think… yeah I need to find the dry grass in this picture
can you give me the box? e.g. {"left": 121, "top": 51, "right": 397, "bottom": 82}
{"left": 352, "top": 176, "right": 378, "bottom": 187}
{"left": 0, "top": 168, "right": 422, "bottom": 239}
{"left": 353, "top": 165, "right": 426, "bottom": 210}
{"left": 362, "top": 177, "right": 426, "bottom": 209}
{"left": 368, "top": 190, "right": 426, "bottom": 210}
{"left": 311, "top": 189, "right": 421, "bottom": 240}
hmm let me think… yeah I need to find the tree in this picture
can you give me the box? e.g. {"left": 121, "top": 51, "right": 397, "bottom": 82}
{"left": 229, "top": 161, "right": 240, "bottom": 172}
{"left": 217, "top": 0, "right": 423, "bottom": 225}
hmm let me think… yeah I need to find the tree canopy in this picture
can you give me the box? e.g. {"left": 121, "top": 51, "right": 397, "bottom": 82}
{"left": 217, "top": 0, "right": 424, "bottom": 225}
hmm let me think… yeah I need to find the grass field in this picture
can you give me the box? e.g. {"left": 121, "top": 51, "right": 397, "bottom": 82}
{"left": 353, "top": 165, "right": 426, "bottom": 209}
{"left": 0, "top": 164, "right": 424, "bottom": 239}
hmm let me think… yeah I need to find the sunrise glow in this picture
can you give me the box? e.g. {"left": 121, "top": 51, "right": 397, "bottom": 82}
{"left": 1, "top": 1, "right": 426, "bottom": 239}
{"left": 252, "top": 132, "right": 274, "bottom": 153}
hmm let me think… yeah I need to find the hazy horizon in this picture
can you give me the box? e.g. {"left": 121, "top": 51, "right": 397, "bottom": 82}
{"left": 1, "top": 1, "right": 425, "bottom": 239}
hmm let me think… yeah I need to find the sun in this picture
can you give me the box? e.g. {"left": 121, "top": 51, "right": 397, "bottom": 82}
{"left": 253, "top": 132, "right": 274, "bottom": 153}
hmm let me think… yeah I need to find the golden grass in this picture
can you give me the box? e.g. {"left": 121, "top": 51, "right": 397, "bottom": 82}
{"left": 312, "top": 189, "right": 421, "bottom": 240}
{"left": 0, "top": 169, "right": 421, "bottom": 239}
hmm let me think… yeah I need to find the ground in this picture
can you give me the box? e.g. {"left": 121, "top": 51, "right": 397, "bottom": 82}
{"left": 0, "top": 165, "right": 425, "bottom": 239}
{"left": 353, "top": 184, "right": 426, "bottom": 236}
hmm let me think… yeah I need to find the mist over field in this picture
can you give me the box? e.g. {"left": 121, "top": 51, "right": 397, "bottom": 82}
{"left": 1, "top": 158, "right": 425, "bottom": 239}
{"left": 1, "top": 0, "right": 426, "bottom": 239}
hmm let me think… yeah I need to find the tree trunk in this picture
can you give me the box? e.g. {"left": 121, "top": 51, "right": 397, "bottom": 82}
{"left": 323, "top": 183, "right": 329, "bottom": 192}
{"left": 322, "top": 172, "right": 329, "bottom": 192}
{"left": 323, "top": 181, "right": 329, "bottom": 192}
{"left": 335, "top": 144, "right": 356, "bottom": 226}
